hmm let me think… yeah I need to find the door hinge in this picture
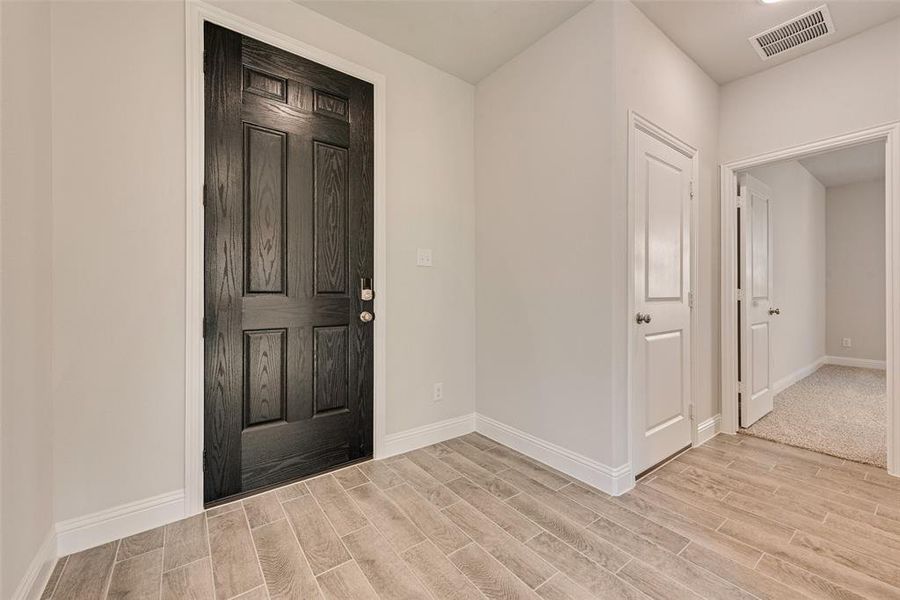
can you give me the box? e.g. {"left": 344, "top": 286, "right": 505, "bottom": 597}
{"left": 203, "top": 450, "right": 207, "bottom": 472}
{"left": 738, "top": 380, "right": 745, "bottom": 394}
{"left": 689, "top": 404, "right": 694, "bottom": 420}
{"left": 736, "top": 289, "right": 744, "bottom": 301}
{"left": 202, "top": 182, "right": 207, "bottom": 207}
{"left": 688, "top": 291, "right": 694, "bottom": 309}
{"left": 202, "top": 316, "right": 207, "bottom": 338}
{"left": 690, "top": 180, "right": 695, "bottom": 200}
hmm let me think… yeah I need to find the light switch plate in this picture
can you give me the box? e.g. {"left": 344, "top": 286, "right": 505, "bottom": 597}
{"left": 416, "top": 248, "right": 433, "bottom": 267}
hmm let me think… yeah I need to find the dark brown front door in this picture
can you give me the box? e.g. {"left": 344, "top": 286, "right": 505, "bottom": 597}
{"left": 203, "top": 22, "right": 374, "bottom": 504}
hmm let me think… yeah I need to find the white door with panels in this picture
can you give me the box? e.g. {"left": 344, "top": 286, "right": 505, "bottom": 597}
{"left": 631, "top": 124, "right": 694, "bottom": 475}
{"left": 739, "top": 174, "right": 777, "bottom": 427}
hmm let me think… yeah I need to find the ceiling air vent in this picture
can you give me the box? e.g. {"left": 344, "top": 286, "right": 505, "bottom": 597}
{"left": 749, "top": 5, "right": 835, "bottom": 61}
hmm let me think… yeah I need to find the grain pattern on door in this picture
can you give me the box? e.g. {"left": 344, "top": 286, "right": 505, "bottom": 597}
{"left": 740, "top": 174, "right": 775, "bottom": 427}
{"left": 632, "top": 126, "right": 694, "bottom": 475}
{"left": 204, "top": 23, "right": 374, "bottom": 504}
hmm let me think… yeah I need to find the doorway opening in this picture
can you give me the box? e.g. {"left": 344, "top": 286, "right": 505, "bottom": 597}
{"left": 720, "top": 123, "right": 900, "bottom": 477}
{"left": 736, "top": 142, "right": 886, "bottom": 467}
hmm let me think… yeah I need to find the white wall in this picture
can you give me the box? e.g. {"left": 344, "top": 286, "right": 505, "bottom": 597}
{"left": 720, "top": 18, "right": 900, "bottom": 163}
{"left": 475, "top": 1, "right": 718, "bottom": 470}
{"left": 746, "top": 162, "right": 826, "bottom": 385}
{"left": 50, "top": 0, "right": 475, "bottom": 524}
{"left": 1, "top": 1, "right": 55, "bottom": 596}
{"left": 826, "top": 179, "right": 885, "bottom": 361}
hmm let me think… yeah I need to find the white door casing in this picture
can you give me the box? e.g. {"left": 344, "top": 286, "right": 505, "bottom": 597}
{"left": 632, "top": 124, "right": 694, "bottom": 475}
{"left": 740, "top": 174, "right": 775, "bottom": 427}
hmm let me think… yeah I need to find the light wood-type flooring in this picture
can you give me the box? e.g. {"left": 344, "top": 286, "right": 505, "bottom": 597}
{"left": 41, "top": 433, "right": 900, "bottom": 599}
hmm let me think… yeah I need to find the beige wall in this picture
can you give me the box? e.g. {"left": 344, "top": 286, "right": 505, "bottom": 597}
{"left": 475, "top": 1, "right": 718, "bottom": 468}
{"left": 1, "top": 1, "right": 55, "bottom": 596}
{"left": 475, "top": 1, "right": 615, "bottom": 463}
{"left": 747, "top": 162, "right": 826, "bottom": 385}
{"left": 50, "top": 0, "right": 476, "bottom": 523}
{"left": 826, "top": 179, "right": 886, "bottom": 361}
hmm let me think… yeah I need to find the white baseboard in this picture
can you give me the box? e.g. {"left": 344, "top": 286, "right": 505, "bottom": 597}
{"left": 12, "top": 529, "right": 57, "bottom": 600}
{"left": 773, "top": 356, "right": 826, "bottom": 394}
{"left": 56, "top": 489, "right": 185, "bottom": 556}
{"left": 696, "top": 414, "right": 721, "bottom": 446}
{"left": 474, "top": 413, "right": 632, "bottom": 496}
{"left": 381, "top": 413, "right": 476, "bottom": 458}
{"left": 825, "top": 355, "right": 886, "bottom": 370}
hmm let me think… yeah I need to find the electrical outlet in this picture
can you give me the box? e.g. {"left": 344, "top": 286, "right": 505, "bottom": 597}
{"left": 416, "top": 248, "right": 433, "bottom": 267}
{"left": 433, "top": 382, "right": 443, "bottom": 402}
{"left": 842, "top": 337, "right": 852, "bottom": 348}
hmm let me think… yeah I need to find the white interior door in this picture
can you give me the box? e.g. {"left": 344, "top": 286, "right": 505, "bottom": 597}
{"left": 740, "top": 174, "right": 776, "bottom": 427}
{"left": 632, "top": 126, "right": 693, "bottom": 475}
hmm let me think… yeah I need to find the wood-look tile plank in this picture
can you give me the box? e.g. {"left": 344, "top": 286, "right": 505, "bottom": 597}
{"left": 117, "top": 526, "right": 165, "bottom": 562}
{"left": 587, "top": 517, "right": 755, "bottom": 600}
{"left": 679, "top": 543, "right": 813, "bottom": 600}
{"left": 40, "top": 556, "right": 68, "bottom": 600}
{"left": 737, "top": 434, "right": 848, "bottom": 470}
{"left": 282, "top": 494, "right": 350, "bottom": 575}
{"left": 307, "top": 474, "right": 369, "bottom": 536}
{"left": 358, "top": 460, "right": 406, "bottom": 489}
{"left": 207, "top": 509, "right": 264, "bottom": 599}
{"left": 163, "top": 514, "right": 209, "bottom": 572}
{"left": 52, "top": 541, "right": 118, "bottom": 600}
{"left": 161, "top": 557, "right": 215, "bottom": 600}
{"left": 275, "top": 481, "right": 309, "bottom": 502}
{"left": 231, "top": 586, "right": 269, "bottom": 599}
{"left": 401, "top": 540, "right": 483, "bottom": 600}
{"left": 342, "top": 525, "right": 432, "bottom": 599}
{"left": 106, "top": 548, "right": 163, "bottom": 600}
{"left": 485, "top": 446, "right": 570, "bottom": 491}
{"left": 251, "top": 519, "right": 322, "bottom": 599}
{"left": 560, "top": 483, "right": 689, "bottom": 553}
{"left": 386, "top": 457, "right": 460, "bottom": 508}
{"left": 790, "top": 530, "right": 900, "bottom": 589}
{"left": 446, "top": 476, "right": 541, "bottom": 542}
{"left": 534, "top": 573, "right": 595, "bottom": 600}
{"left": 507, "top": 493, "right": 630, "bottom": 572}
{"left": 316, "top": 560, "right": 379, "bottom": 600}
{"left": 755, "top": 554, "right": 868, "bottom": 600}
{"left": 386, "top": 483, "right": 470, "bottom": 554}
{"left": 438, "top": 452, "right": 520, "bottom": 499}
{"left": 449, "top": 542, "right": 542, "bottom": 600}
{"left": 445, "top": 500, "right": 557, "bottom": 588}
{"left": 206, "top": 501, "right": 243, "bottom": 518}
{"left": 646, "top": 477, "right": 795, "bottom": 542}
{"left": 498, "top": 470, "right": 597, "bottom": 526}
{"left": 617, "top": 559, "right": 703, "bottom": 600}
{"left": 460, "top": 432, "right": 499, "bottom": 451}
{"left": 630, "top": 484, "right": 726, "bottom": 530}
{"left": 444, "top": 437, "right": 510, "bottom": 473}
{"left": 347, "top": 482, "right": 425, "bottom": 551}
{"left": 812, "top": 466, "right": 900, "bottom": 504}
{"left": 404, "top": 448, "right": 464, "bottom": 483}
{"left": 332, "top": 466, "right": 369, "bottom": 489}
{"left": 526, "top": 531, "right": 646, "bottom": 599}
{"left": 242, "top": 490, "right": 285, "bottom": 529}
{"left": 720, "top": 519, "right": 900, "bottom": 599}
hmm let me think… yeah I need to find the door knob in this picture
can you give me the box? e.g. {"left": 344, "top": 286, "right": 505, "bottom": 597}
{"left": 635, "top": 312, "right": 652, "bottom": 324}
{"left": 768, "top": 307, "right": 781, "bottom": 315}
{"left": 359, "top": 311, "right": 374, "bottom": 323}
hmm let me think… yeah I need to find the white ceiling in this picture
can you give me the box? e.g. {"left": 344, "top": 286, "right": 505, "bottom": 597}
{"left": 297, "top": 0, "right": 591, "bottom": 84}
{"left": 799, "top": 142, "right": 885, "bottom": 188}
{"left": 632, "top": 1, "right": 900, "bottom": 84}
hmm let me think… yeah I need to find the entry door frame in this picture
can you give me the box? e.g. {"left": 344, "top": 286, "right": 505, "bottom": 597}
{"left": 626, "top": 111, "right": 701, "bottom": 486}
{"left": 720, "top": 122, "right": 900, "bottom": 477}
{"left": 184, "top": 0, "right": 388, "bottom": 515}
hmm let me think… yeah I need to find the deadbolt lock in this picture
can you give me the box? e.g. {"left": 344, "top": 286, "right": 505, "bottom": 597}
{"left": 360, "top": 277, "right": 374, "bottom": 301}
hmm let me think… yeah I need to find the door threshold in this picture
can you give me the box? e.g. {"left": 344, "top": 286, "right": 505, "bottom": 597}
{"left": 635, "top": 444, "right": 692, "bottom": 482}
{"left": 204, "top": 454, "right": 373, "bottom": 510}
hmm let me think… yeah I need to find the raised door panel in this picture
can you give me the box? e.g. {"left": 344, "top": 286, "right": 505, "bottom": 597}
{"left": 314, "top": 142, "right": 349, "bottom": 295}
{"left": 245, "top": 125, "right": 287, "bottom": 294}
{"left": 750, "top": 323, "right": 770, "bottom": 399}
{"left": 643, "top": 330, "right": 686, "bottom": 436}
{"left": 751, "top": 193, "right": 770, "bottom": 300}
{"left": 645, "top": 155, "right": 684, "bottom": 301}
{"left": 245, "top": 329, "right": 286, "bottom": 426}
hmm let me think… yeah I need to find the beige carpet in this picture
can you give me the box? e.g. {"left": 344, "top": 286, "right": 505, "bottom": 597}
{"left": 742, "top": 364, "right": 886, "bottom": 467}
